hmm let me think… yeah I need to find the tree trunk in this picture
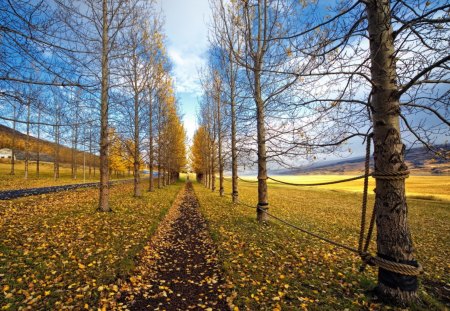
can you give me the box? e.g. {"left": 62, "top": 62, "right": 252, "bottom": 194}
{"left": 230, "top": 53, "right": 238, "bottom": 203}
{"left": 158, "top": 162, "right": 162, "bottom": 188}
{"left": 72, "top": 125, "right": 78, "bottom": 180}
{"left": 217, "top": 87, "right": 224, "bottom": 197}
{"left": 98, "top": 0, "right": 111, "bottom": 212}
{"left": 88, "top": 129, "right": 92, "bottom": 179}
{"left": 148, "top": 87, "right": 154, "bottom": 192}
{"left": 10, "top": 106, "right": 16, "bottom": 175}
{"left": 211, "top": 150, "right": 215, "bottom": 191}
{"left": 366, "top": 0, "right": 419, "bottom": 304}
{"left": 255, "top": 66, "right": 268, "bottom": 222}
{"left": 133, "top": 89, "right": 141, "bottom": 197}
{"left": 24, "top": 100, "right": 30, "bottom": 180}
{"left": 36, "top": 109, "right": 41, "bottom": 178}
{"left": 54, "top": 124, "right": 60, "bottom": 180}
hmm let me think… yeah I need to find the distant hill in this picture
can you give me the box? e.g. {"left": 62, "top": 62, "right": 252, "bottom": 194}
{"left": 278, "top": 145, "right": 450, "bottom": 176}
{"left": 0, "top": 124, "right": 97, "bottom": 165}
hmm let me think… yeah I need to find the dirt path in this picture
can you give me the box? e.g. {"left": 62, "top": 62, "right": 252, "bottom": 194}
{"left": 121, "top": 182, "right": 229, "bottom": 310}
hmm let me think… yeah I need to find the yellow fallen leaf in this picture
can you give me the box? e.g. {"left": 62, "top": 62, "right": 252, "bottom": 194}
{"left": 78, "top": 263, "right": 86, "bottom": 269}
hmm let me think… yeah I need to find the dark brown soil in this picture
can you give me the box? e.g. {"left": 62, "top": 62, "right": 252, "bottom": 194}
{"left": 125, "top": 182, "right": 229, "bottom": 310}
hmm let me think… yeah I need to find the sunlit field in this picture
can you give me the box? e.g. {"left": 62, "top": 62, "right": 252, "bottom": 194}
{"left": 0, "top": 181, "right": 183, "bottom": 310}
{"left": 0, "top": 161, "right": 131, "bottom": 191}
{"left": 194, "top": 176, "right": 449, "bottom": 310}
{"left": 237, "top": 174, "right": 450, "bottom": 201}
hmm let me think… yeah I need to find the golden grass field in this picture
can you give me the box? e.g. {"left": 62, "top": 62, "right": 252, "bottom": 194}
{"left": 237, "top": 174, "right": 450, "bottom": 201}
{"left": 194, "top": 175, "right": 450, "bottom": 310}
{"left": 0, "top": 161, "right": 130, "bottom": 191}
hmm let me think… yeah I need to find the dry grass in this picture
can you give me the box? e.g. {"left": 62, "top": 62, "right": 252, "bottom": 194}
{"left": 0, "top": 161, "right": 131, "bottom": 191}
{"left": 194, "top": 176, "right": 449, "bottom": 310}
{"left": 237, "top": 175, "right": 450, "bottom": 201}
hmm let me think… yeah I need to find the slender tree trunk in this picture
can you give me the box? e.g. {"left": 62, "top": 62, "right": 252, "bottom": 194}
{"left": 157, "top": 98, "right": 162, "bottom": 189}
{"left": 36, "top": 109, "right": 41, "bottom": 178}
{"left": 148, "top": 87, "right": 154, "bottom": 192}
{"left": 211, "top": 129, "right": 216, "bottom": 192}
{"left": 366, "top": 0, "right": 419, "bottom": 304}
{"left": 72, "top": 125, "right": 78, "bottom": 180}
{"left": 24, "top": 100, "right": 30, "bottom": 180}
{"left": 133, "top": 90, "right": 141, "bottom": 197}
{"left": 10, "top": 106, "right": 16, "bottom": 175}
{"left": 255, "top": 66, "right": 268, "bottom": 222}
{"left": 54, "top": 124, "right": 60, "bottom": 180}
{"left": 217, "top": 90, "right": 224, "bottom": 196}
{"left": 211, "top": 156, "right": 215, "bottom": 191}
{"left": 157, "top": 164, "right": 161, "bottom": 188}
{"left": 88, "top": 129, "right": 92, "bottom": 179}
{"left": 230, "top": 55, "right": 238, "bottom": 203}
{"left": 98, "top": 0, "right": 111, "bottom": 211}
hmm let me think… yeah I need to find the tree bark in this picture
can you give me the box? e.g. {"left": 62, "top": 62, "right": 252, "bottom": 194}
{"left": 98, "top": 0, "right": 111, "bottom": 212}
{"left": 24, "top": 100, "right": 30, "bottom": 180}
{"left": 366, "top": 0, "right": 419, "bottom": 304}
{"left": 133, "top": 87, "right": 141, "bottom": 197}
{"left": 54, "top": 123, "right": 60, "bottom": 180}
{"left": 10, "top": 106, "right": 16, "bottom": 175}
{"left": 217, "top": 79, "right": 224, "bottom": 197}
{"left": 36, "top": 109, "right": 41, "bottom": 178}
{"left": 88, "top": 128, "right": 92, "bottom": 179}
{"left": 72, "top": 124, "right": 78, "bottom": 180}
{"left": 148, "top": 87, "right": 154, "bottom": 192}
{"left": 255, "top": 66, "right": 268, "bottom": 222}
{"left": 230, "top": 52, "right": 238, "bottom": 203}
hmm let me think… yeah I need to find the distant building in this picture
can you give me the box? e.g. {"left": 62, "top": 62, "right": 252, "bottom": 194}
{"left": 0, "top": 148, "right": 15, "bottom": 160}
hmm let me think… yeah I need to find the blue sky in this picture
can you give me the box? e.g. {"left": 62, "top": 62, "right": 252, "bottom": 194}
{"left": 157, "top": 0, "right": 212, "bottom": 142}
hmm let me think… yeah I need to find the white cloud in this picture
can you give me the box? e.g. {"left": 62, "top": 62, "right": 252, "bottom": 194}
{"left": 155, "top": 0, "right": 211, "bottom": 140}
{"left": 168, "top": 48, "right": 205, "bottom": 95}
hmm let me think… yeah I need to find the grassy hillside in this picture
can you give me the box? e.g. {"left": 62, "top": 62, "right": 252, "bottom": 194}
{"left": 0, "top": 124, "right": 98, "bottom": 167}
{"left": 285, "top": 145, "right": 450, "bottom": 176}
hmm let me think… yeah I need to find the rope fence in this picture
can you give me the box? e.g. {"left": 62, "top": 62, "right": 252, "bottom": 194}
{"left": 199, "top": 133, "right": 422, "bottom": 276}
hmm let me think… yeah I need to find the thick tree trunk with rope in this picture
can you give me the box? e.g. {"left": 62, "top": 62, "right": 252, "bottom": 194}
{"left": 366, "top": 0, "right": 419, "bottom": 304}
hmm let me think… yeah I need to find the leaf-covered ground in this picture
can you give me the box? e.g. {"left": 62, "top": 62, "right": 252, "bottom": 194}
{"left": 0, "top": 181, "right": 183, "bottom": 310}
{"left": 193, "top": 179, "right": 449, "bottom": 310}
{"left": 117, "top": 182, "right": 229, "bottom": 310}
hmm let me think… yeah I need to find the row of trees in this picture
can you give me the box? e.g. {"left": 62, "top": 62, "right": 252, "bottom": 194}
{"left": 0, "top": 1, "right": 186, "bottom": 208}
{"left": 191, "top": 0, "right": 449, "bottom": 305}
